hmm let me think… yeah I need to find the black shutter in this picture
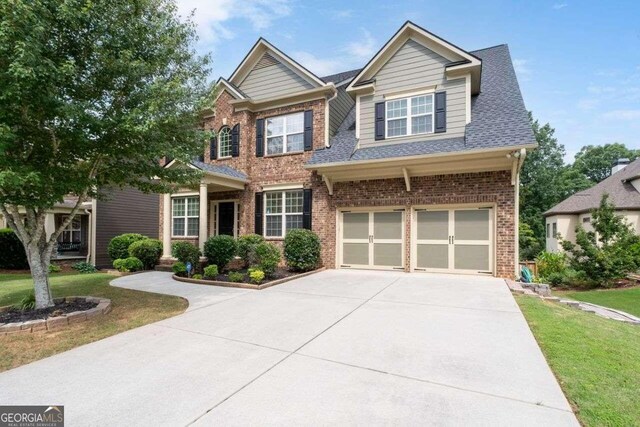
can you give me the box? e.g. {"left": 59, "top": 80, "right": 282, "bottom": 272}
{"left": 374, "top": 102, "right": 385, "bottom": 140}
{"left": 164, "top": 156, "right": 173, "bottom": 166}
{"left": 303, "top": 110, "right": 313, "bottom": 151}
{"left": 209, "top": 136, "right": 217, "bottom": 160}
{"left": 231, "top": 124, "right": 240, "bottom": 157}
{"left": 434, "top": 91, "right": 446, "bottom": 133}
{"left": 254, "top": 192, "right": 263, "bottom": 235}
{"left": 302, "top": 189, "right": 312, "bottom": 230}
{"left": 256, "top": 118, "right": 264, "bottom": 157}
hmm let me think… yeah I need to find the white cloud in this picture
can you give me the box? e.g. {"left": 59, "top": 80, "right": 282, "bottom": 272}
{"left": 343, "top": 29, "right": 377, "bottom": 59}
{"left": 291, "top": 51, "right": 343, "bottom": 76}
{"left": 552, "top": 3, "right": 568, "bottom": 9}
{"left": 333, "top": 9, "right": 353, "bottom": 19}
{"left": 602, "top": 110, "right": 640, "bottom": 120}
{"left": 175, "top": 0, "right": 292, "bottom": 45}
{"left": 577, "top": 98, "right": 599, "bottom": 111}
{"left": 513, "top": 59, "right": 532, "bottom": 81}
{"left": 587, "top": 84, "right": 616, "bottom": 94}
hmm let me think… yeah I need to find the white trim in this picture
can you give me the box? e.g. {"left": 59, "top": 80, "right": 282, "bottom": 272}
{"left": 263, "top": 189, "right": 304, "bottom": 239}
{"left": 261, "top": 183, "right": 304, "bottom": 191}
{"left": 355, "top": 95, "right": 361, "bottom": 139}
{"left": 210, "top": 199, "right": 239, "bottom": 239}
{"left": 322, "top": 175, "right": 333, "bottom": 196}
{"left": 385, "top": 93, "right": 434, "bottom": 139}
{"left": 402, "top": 168, "right": 411, "bottom": 192}
{"left": 384, "top": 86, "right": 436, "bottom": 100}
{"left": 90, "top": 199, "right": 97, "bottom": 265}
{"left": 171, "top": 195, "right": 200, "bottom": 238}
{"left": 171, "top": 192, "right": 198, "bottom": 197}
{"left": 265, "top": 112, "right": 305, "bottom": 156}
{"left": 218, "top": 126, "right": 232, "bottom": 159}
{"left": 215, "top": 78, "right": 246, "bottom": 100}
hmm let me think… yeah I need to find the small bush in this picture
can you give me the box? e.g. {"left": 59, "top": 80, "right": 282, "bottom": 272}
{"left": 283, "top": 229, "right": 321, "bottom": 272}
{"left": 203, "top": 265, "right": 219, "bottom": 279}
{"left": 237, "top": 234, "right": 265, "bottom": 265}
{"left": 108, "top": 233, "right": 147, "bottom": 261}
{"left": 535, "top": 251, "right": 566, "bottom": 282}
{"left": 0, "top": 228, "right": 28, "bottom": 269}
{"left": 545, "top": 271, "right": 565, "bottom": 287}
{"left": 192, "top": 274, "right": 202, "bottom": 280}
{"left": 48, "top": 264, "right": 62, "bottom": 273}
{"left": 228, "top": 271, "right": 244, "bottom": 282}
{"left": 113, "top": 257, "right": 144, "bottom": 272}
{"left": 18, "top": 292, "right": 36, "bottom": 311}
{"left": 253, "top": 242, "right": 281, "bottom": 277}
{"left": 204, "top": 235, "right": 237, "bottom": 270}
{"left": 249, "top": 268, "right": 265, "bottom": 284}
{"left": 172, "top": 261, "right": 187, "bottom": 277}
{"left": 171, "top": 241, "right": 201, "bottom": 266}
{"left": 72, "top": 262, "right": 97, "bottom": 274}
{"left": 128, "top": 239, "right": 162, "bottom": 270}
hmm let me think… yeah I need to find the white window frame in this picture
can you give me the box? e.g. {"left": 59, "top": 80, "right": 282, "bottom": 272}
{"left": 172, "top": 196, "right": 199, "bottom": 237}
{"left": 218, "top": 126, "right": 232, "bottom": 159}
{"left": 265, "top": 112, "right": 304, "bottom": 156}
{"left": 385, "top": 93, "right": 434, "bottom": 139}
{"left": 264, "top": 190, "right": 304, "bottom": 238}
{"left": 60, "top": 216, "right": 82, "bottom": 243}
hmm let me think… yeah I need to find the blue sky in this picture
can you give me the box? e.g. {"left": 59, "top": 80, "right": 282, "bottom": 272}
{"left": 176, "top": 0, "right": 640, "bottom": 162}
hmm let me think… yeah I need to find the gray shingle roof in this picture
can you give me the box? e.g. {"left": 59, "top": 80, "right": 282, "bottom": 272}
{"left": 544, "top": 159, "right": 640, "bottom": 216}
{"left": 307, "top": 44, "right": 536, "bottom": 166}
{"left": 321, "top": 69, "right": 361, "bottom": 84}
{"left": 190, "top": 160, "right": 248, "bottom": 181}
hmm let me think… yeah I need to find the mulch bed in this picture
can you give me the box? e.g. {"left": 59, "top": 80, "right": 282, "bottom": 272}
{"left": 0, "top": 299, "right": 98, "bottom": 324}
{"left": 210, "top": 267, "right": 297, "bottom": 284}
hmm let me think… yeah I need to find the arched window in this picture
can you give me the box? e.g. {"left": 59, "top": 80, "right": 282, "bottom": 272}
{"left": 218, "top": 126, "right": 232, "bottom": 158}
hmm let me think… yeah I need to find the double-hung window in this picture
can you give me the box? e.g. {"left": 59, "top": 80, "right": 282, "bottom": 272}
{"left": 264, "top": 190, "right": 304, "bottom": 237}
{"left": 266, "top": 112, "right": 304, "bottom": 155}
{"left": 60, "top": 216, "right": 81, "bottom": 243}
{"left": 386, "top": 94, "right": 434, "bottom": 138}
{"left": 172, "top": 197, "right": 199, "bottom": 237}
{"left": 218, "top": 127, "right": 232, "bottom": 158}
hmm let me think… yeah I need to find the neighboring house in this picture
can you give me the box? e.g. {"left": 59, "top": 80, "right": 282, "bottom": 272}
{"left": 0, "top": 187, "right": 158, "bottom": 268}
{"left": 544, "top": 158, "right": 640, "bottom": 252}
{"left": 160, "top": 21, "right": 536, "bottom": 278}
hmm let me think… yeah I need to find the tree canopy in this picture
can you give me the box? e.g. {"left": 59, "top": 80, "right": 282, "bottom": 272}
{"left": 573, "top": 143, "right": 640, "bottom": 183}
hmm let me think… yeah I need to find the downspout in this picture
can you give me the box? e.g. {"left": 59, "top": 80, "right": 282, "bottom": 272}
{"left": 325, "top": 87, "right": 338, "bottom": 148}
{"left": 514, "top": 148, "right": 527, "bottom": 278}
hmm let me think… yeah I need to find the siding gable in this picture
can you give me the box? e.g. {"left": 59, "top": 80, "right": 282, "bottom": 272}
{"left": 239, "top": 51, "right": 314, "bottom": 100}
{"left": 329, "top": 85, "right": 355, "bottom": 137}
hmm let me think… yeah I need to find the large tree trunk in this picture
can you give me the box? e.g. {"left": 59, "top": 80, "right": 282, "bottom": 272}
{"left": 26, "top": 243, "right": 55, "bottom": 309}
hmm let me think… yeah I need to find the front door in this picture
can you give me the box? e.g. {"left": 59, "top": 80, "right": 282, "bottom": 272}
{"left": 218, "top": 202, "right": 235, "bottom": 236}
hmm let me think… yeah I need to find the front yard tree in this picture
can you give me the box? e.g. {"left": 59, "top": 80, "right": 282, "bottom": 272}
{"left": 0, "top": 0, "right": 210, "bottom": 308}
{"left": 573, "top": 143, "right": 640, "bottom": 183}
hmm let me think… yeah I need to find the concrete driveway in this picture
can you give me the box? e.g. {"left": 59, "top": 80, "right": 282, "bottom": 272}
{"left": 0, "top": 270, "right": 578, "bottom": 426}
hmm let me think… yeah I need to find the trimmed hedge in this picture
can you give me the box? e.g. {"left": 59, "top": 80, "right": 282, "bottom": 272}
{"left": 171, "top": 241, "right": 201, "bottom": 266}
{"left": 253, "top": 242, "right": 281, "bottom": 277}
{"left": 108, "top": 233, "right": 147, "bottom": 261}
{"left": 0, "top": 228, "right": 28, "bottom": 269}
{"left": 283, "top": 229, "right": 321, "bottom": 272}
{"left": 203, "top": 264, "right": 219, "bottom": 279}
{"left": 113, "top": 257, "right": 144, "bottom": 272}
{"left": 129, "top": 239, "right": 162, "bottom": 270}
{"left": 204, "top": 235, "right": 237, "bottom": 270}
{"left": 237, "top": 234, "right": 264, "bottom": 265}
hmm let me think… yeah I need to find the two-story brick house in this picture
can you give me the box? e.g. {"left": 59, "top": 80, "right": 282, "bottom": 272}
{"left": 159, "top": 21, "right": 536, "bottom": 278}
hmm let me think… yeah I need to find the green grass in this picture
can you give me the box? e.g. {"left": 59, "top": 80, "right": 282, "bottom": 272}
{"left": 559, "top": 287, "right": 640, "bottom": 318}
{"left": 0, "top": 272, "right": 187, "bottom": 372}
{"left": 517, "top": 295, "right": 640, "bottom": 426}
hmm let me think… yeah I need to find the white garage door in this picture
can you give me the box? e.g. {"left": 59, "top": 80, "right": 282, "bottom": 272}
{"left": 339, "top": 210, "right": 405, "bottom": 270}
{"left": 413, "top": 207, "right": 493, "bottom": 274}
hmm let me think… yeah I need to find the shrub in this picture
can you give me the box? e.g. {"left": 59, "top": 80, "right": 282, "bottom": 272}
{"left": 172, "top": 261, "right": 187, "bottom": 277}
{"left": 535, "top": 251, "right": 566, "bottom": 282}
{"left": 204, "top": 235, "right": 237, "bottom": 270}
{"left": 228, "top": 271, "right": 244, "bottom": 282}
{"left": 249, "top": 268, "right": 265, "bottom": 284}
{"left": 108, "top": 233, "right": 147, "bottom": 261}
{"left": 171, "top": 241, "right": 201, "bottom": 266}
{"left": 17, "top": 292, "right": 35, "bottom": 311}
{"left": 253, "top": 242, "right": 281, "bottom": 277}
{"left": 128, "top": 239, "right": 162, "bottom": 270}
{"left": 72, "top": 262, "right": 97, "bottom": 274}
{"left": 237, "top": 234, "right": 265, "bottom": 265}
{"left": 0, "top": 228, "right": 28, "bottom": 269}
{"left": 113, "top": 257, "right": 144, "bottom": 272}
{"left": 203, "top": 265, "right": 219, "bottom": 279}
{"left": 48, "top": 264, "right": 62, "bottom": 273}
{"left": 283, "top": 229, "right": 321, "bottom": 272}
{"left": 192, "top": 274, "right": 202, "bottom": 280}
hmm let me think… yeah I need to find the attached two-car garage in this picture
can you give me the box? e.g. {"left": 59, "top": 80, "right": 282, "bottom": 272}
{"left": 338, "top": 205, "right": 494, "bottom": 275}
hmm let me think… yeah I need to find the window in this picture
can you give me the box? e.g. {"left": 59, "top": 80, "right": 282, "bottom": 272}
{"left": 552, "top": 222, "right": 557, "bottom": 238}
{"left": 266, "top": 112, "right": 304, "bottom": 155}
{"left": 386, "top": 94, "right": 434, "bottom": 138}
{"left": 172, "top": 197, "right": 199, "bottom": 237}
{"left": 546, "top": 223, "right": 550, "bottom": 238}
{"left": 583, "top": 217, "right": 591, "bottom": 223}
{"left": 218, "top": 127, "right": 232, "bottom": 158}
{"left": 264, "top": 190, "right": 303, "bottom": 237}
{"left": 60, "top": 216, "right": 81, "bottom": 243}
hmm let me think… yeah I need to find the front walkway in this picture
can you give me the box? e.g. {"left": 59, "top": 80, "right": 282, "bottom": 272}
{"left": 0, "top": 270, "right": 578, "bottom": 426}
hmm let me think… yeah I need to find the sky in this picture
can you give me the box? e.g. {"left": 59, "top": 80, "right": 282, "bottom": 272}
{"left": 175, "top": 0, "right": 640, "bottom": 162}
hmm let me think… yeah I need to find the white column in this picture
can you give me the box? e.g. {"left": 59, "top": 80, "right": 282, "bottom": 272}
{"left": 198, "top": 182, "right": 208, "bottom": 252}
{"left": 44, "top": 214, "right": 56, "bottom": 241}
{"left": 162, "top": 193, "right": 172, "bottom": 258}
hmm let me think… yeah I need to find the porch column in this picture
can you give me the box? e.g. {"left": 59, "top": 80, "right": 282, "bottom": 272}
{"left": 44, "top": 213, "right": 56, "bottom": 241}
{"left": 162, "top": 193, "right": 172, "bottom": 258}
{"left": 198, "top": 182, "right": 208, "bottom": 252}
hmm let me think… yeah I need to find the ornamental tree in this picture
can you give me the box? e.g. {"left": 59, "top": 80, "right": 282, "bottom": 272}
{"left": 0, "top": 0, "right": 211, "bottom": 308}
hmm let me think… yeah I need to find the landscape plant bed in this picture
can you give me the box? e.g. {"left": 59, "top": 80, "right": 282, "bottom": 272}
{"left": 0, "top": 296, "right": 111, "bottom": 335}
{"left": 173, "top": 267, "right": 325, "bottom": 290}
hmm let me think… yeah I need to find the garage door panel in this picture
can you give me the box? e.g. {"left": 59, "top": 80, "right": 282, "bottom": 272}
{"left": 374, "top": 212, "right": 402, "bottom": 239}
{"left": 416, "top": 211, "right": 448, "bottom": 240}
{"left": 454, "top": 210, "right": 490, "bottom": 241}
{"left": 454, "top": 244, "right": 490, "bottom": 271}
{"left": 343, "top": 243, "right": 369, "bottom": 266}
{"left": 416, "top": 244, "right": 448, "bottom": 269}
{"left": 343, "top": 213, "right": 369, "bottom": 239}
{"left": 374, "top": 243, "right": 403, "bottom": 267}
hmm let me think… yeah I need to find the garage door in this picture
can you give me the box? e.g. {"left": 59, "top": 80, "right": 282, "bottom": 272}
{"left": 413, "top": 207, "right": 493, "bottom": 274}
{"left": 339, "top": 210, "right": 405, "bottom": 270}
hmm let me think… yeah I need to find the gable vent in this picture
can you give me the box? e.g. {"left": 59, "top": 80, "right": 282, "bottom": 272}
{"left": 255, "top": 52, "right": 280, "bottom": 69}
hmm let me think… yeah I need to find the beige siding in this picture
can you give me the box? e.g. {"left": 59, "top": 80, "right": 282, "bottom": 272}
{"left": 239, "top": 56, "right": 314, "bottom": 100}
{"left": 359, "top": 38, "right": 467, "bottom": 147}
{"left": 329, "top": 85, "right": 355, "bottom": 136}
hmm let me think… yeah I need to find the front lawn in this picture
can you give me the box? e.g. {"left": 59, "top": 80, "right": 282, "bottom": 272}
{"left": 0, "top": 272, "right": 187, "bottom": 372}
{"left": 516, "top": 295, "right": 640, "bottom": 426}
{"left": 559, "top": 286, "right": 640, "bottom": 317}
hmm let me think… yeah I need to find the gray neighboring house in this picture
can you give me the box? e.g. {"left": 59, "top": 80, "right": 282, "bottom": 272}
{"left": 544, "top": 158, "right": 640, "bottom": 252}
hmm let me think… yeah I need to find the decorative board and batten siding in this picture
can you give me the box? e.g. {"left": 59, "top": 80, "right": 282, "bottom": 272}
{"left": 329, "top": 85, "right": 355, "bottom": 137}
{"left": 359, "top": 39, "right": 467, "bottom": 147}
{"left": 238, "top": 52, "right": 314, "bottom": 100}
